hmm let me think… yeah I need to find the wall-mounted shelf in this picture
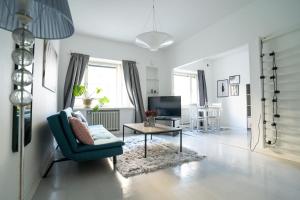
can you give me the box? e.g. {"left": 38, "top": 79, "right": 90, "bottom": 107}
{"left": 146, "top": 66, "right": 159, "bottom": 96}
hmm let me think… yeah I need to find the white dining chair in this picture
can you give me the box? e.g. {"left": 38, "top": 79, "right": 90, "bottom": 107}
{"left": 189, "top": 104, "right": 206, "bottom": 131}
{"left": 207, "top": 103, "right": 222, "bottom": 130}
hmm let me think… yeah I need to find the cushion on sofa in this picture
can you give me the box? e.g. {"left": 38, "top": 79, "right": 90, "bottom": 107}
{"left": 69, "top": 117, "right": 94, "bottom": 145}
{"left": 60, "top": 108, "right": 79, "bottom": 150}
{"left": 76, "top": 137, "right": 124, "bottom": 152}
{"left": 89, "top": 125, "right": 113, "bottom": 139}
{"left": 72, "top": 111, "right": 88, "bottom": 127}
{"left": 75, "top": 125, "right": 124, "bottom": 152}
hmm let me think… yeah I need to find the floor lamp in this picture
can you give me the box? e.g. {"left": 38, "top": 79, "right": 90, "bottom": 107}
{"left": 0, "top": 0, "right": 74, "bottom": 199}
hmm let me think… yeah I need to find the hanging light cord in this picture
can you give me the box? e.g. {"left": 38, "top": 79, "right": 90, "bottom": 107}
{"left": 250, "top": 115, "right": 261, "bottom": 151}
{"left": 152, "top": 0, "right": 157, "bottom": 31}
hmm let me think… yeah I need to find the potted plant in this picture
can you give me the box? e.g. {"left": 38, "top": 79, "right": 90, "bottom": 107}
{"left": 144, "top": 110, "right": 157, "bottom": 127}
{"left": 92, "top": 96, "right": 110, "bottom": 112}
{"left": 73, "top": 84, "right": 110, "bottom": 109}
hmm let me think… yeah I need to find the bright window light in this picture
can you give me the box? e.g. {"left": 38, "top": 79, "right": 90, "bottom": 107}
{"left": 74, "top": 58, "right": 133, "bottom": 108}
{"left": 173, "top": 72, "right": 198, "bottom": 106}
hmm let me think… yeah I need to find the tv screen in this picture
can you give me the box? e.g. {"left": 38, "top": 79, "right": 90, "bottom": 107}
{"left": 148, "top": 96, "right": 181, "bottom": 118}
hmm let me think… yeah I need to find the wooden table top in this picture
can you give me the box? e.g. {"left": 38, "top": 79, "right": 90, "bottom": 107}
{"left": 124, "top": 123, "right": 182, "bottom": 134}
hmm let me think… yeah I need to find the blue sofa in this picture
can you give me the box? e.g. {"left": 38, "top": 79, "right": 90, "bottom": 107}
{"left": 43, "top": 108, "right": 124, "bottom": 177}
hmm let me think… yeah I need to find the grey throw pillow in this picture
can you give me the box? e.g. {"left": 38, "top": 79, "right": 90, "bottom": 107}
{"left": 71, "top": 111, "right": 89, "bottom": 127}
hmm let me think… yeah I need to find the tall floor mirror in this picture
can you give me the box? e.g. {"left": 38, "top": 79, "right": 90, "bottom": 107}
{"left": 12, "top": 44, "right": 34, "bottom": 152}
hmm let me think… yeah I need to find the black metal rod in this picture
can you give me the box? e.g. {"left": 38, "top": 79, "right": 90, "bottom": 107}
{"left": 180, "top": 130, "right": 182, "bottom": 152}
{"left": 260, "top": 39, "right": 267, "bottom": 144}
{"left": 113, "top": 156, "right": 117, "bottom": 165}
{"left": 122, "top": 125, "right": 125, "bottom": 142}
{"left": 43, "top": 158, "right": 70, "bottom": 178}
{"left": 144, "top": 134, "right": 147, "bottom": 158}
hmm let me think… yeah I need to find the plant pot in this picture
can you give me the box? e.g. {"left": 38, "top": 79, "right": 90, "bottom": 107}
{"left": 144, "top": 116, "right": 155, "bottom": 127}
{"left": 83, "top": 99, "right": 93, "bottom": 108}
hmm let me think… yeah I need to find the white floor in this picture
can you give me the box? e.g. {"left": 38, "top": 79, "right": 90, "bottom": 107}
{"left": 33, "top": 129, "right": 300, "bottom": 200}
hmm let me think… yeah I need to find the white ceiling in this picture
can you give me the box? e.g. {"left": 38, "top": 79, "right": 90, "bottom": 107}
{"left": 69, "top": 0, "right": 254, "bottom": 45}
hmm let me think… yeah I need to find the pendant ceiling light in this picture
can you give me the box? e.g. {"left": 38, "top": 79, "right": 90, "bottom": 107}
{"left": 135, "top": 0, "right": 174, "bottom": 51}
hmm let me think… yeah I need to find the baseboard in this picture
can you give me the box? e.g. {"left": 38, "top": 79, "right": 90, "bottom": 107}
{"left": 256, "top": 148, "right": 300, "bottom": 164}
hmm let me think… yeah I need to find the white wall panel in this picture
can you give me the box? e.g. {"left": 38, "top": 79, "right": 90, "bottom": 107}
{"left": 262, "top": 28, "right": 300, "bottom": 160}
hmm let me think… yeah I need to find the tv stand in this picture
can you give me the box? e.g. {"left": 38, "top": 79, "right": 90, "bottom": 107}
{"left": 155, "top": 117, "right": 181, "bottom": 136}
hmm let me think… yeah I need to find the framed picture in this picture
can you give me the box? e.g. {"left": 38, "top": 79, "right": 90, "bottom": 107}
{"left": 229, "top": 75, "right": 240, "bottom": 84}
{"left": 42, "top": 40, "right": 58, "bottom": 93}
{"left": 230, "top": 84, "right": 239, "bottom": 96}
{"left": 217, "top": 79, "right": 229, "bottom": 97}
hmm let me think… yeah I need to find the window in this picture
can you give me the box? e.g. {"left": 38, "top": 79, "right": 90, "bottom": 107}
{"left": 173, "top": 72, "right": 198, "bottom": 106}
{"left": 74, "top": 58, "right": 132, "bottom": 108}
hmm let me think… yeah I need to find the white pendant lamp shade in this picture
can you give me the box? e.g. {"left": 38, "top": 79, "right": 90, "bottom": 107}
{"left": 136, "top": 31, "right": 174, "bottom": 51}
{"left": 135, "top": 0, "right": 174, "bottom": 51}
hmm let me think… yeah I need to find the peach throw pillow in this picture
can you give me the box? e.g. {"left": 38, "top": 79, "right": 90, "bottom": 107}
{"left": 69, "top": 117, "right": 94, "bottom": 145}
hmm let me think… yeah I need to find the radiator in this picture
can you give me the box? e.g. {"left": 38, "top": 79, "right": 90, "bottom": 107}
{"left": 87, "top": 110, "right": 120, "bottom": 131}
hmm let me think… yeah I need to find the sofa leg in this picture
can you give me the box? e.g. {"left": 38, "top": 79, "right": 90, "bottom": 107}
{"left": 113, "top": 156, "right": 117, "bottom": 165}
{"left": 43, "top": 158, "right": 70, "bottom": 178}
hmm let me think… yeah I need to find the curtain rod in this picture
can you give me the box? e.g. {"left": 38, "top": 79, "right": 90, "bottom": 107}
{"left": 69, "top": 50, "right": 90, "bottom": 55}
{"left": 68, "top": 51, "right": 140, "bottom": 64}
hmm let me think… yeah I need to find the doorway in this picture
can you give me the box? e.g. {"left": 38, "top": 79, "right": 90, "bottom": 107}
{"left": 173, "top": 45, "right": 251, "bottom": 149}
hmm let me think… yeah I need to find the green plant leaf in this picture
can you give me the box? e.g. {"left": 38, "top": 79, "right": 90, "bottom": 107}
{"left": 73, "top": 84, "right": 86, "bottom": 97}
{"left": 95, "top": 87, "right": 102, "bottom": 94}
{"left": 92, "top": 105, "right": 100, "bottom": 112}
{"left": 98, "top": 96, "right": 110, "bottom": 105}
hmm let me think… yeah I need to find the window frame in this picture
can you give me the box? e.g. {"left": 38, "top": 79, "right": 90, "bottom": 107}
{"left": 74, "top": 58, "right": 133, "bottom": 109}
{"left": 173, "top": 72, "right": 198, "bottom": 107}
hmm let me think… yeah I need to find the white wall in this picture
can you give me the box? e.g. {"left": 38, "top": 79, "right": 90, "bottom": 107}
{"left": 58, "top": 34, "right": 169, "bottom": 130}
{"left": 175, "top": 46, "right": 250, "bottom": 129}
{"left": 0, "top": 30, "right": 60, "bottom": 200}
{"left": 210, "top": 47, "right": 250, "bottom": 129}
{"left": 58, "top": 33, "right": 169, "bottom": 111}
{"left": 164, "top": 0, "right": 300, "bottom": 151}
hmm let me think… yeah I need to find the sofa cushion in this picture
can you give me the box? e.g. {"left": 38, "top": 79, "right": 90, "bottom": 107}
{"left": 60, "top": 108, "right": 78, "bottom": 151}
{"left": 76, "top": 138, "right": 124, "bottom": 152}
{"left": 72, "top": 111, "right": 88, "bottom": 127}
{"left": 75, "top": 125, "right": 124, "bottom": 152}
{"left": 69, "top": 117, "right": 94, "bottom": 145}
{"left": 89, "top": 125, "right": 113, "bottom": 140}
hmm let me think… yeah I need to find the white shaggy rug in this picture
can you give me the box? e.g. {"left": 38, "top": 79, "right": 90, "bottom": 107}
{"left": 116, "top": 136, "right": 205, "bottom": 178}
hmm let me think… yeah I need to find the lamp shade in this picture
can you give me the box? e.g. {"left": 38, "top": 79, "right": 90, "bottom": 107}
{"left": 0, "top": 0, "right": 74, "bottom": 39}
{"left": 135, "top": 31, "right": 174, "bottom": 51}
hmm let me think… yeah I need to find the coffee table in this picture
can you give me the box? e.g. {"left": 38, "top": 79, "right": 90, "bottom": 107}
{"left": 123, "top": 123, "right": 183, "bottom": 158}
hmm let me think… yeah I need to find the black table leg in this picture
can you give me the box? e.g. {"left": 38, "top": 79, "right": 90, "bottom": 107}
{"left": 123, "top": 125, "right": 125, "bottom": 142}
{"left": 173, "top": 120, "right": 175, "bottom": 127}
{"left": 145, "top": 134, "right": 147, "bottom": 158}
{"left": 180, "top": 130, "right": 182, "bottom": 152}
{"left": 151, "top": 134, "right": 152, "bottom": 140}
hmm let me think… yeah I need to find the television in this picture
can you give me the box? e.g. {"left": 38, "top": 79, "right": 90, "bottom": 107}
{"left": 148, "top": 96, "right": 181, "bottom": 118}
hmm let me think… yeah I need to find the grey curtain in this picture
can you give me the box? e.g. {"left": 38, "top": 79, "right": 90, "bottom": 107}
{"left": 122, "top": 60, "right": 146, "bottom": 122}
{"left": 63, "top": 53, "right": 90, "bottom": 108}
{"left": 197, "top": 70, "right": 208, "bottom": 106}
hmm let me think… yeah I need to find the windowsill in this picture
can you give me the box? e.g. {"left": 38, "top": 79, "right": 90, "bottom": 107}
{"left": 73, "top": 106, "right": 134, "bottom": 110}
